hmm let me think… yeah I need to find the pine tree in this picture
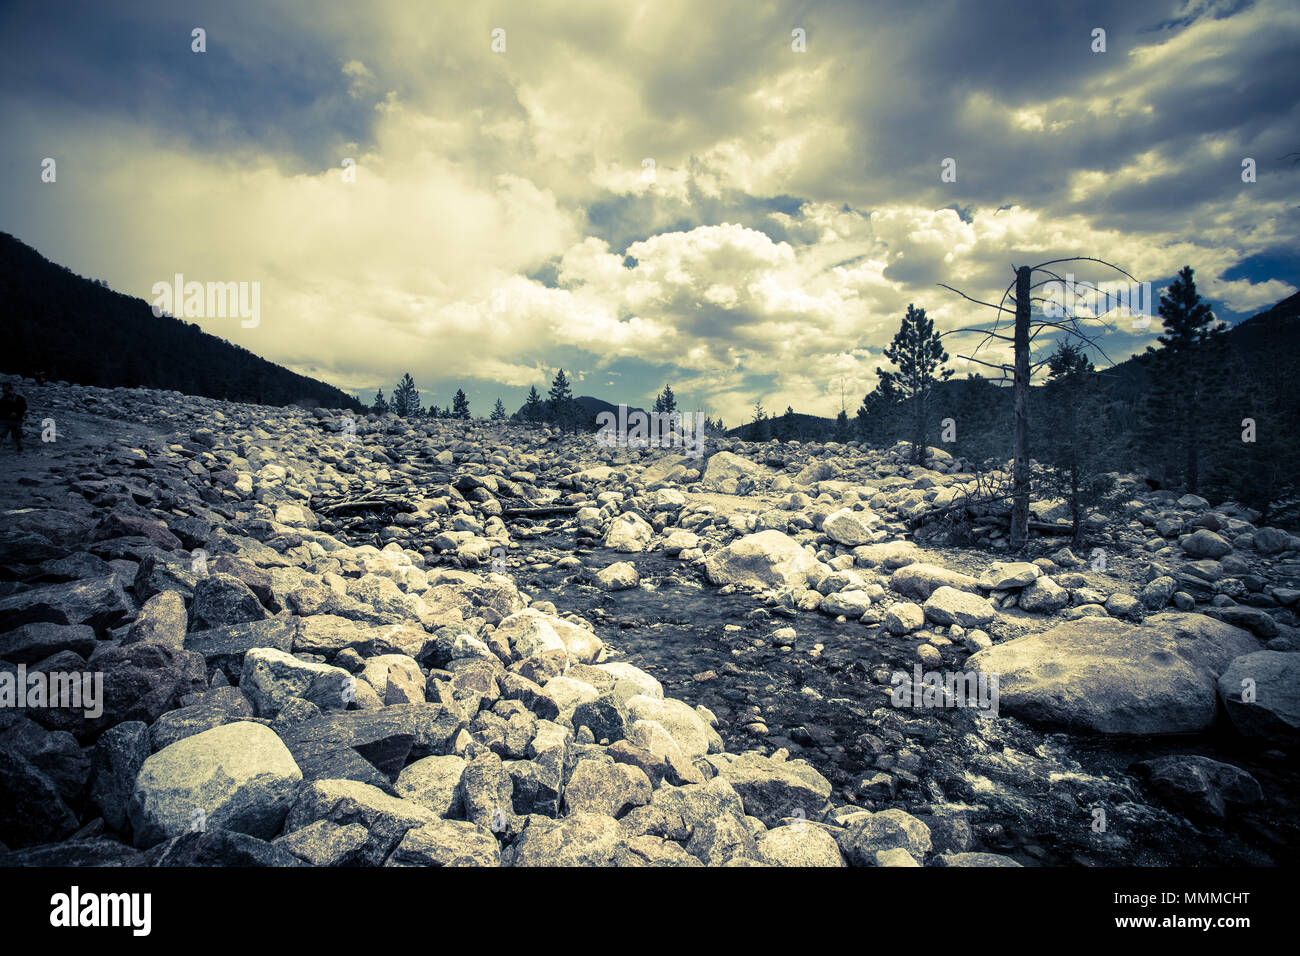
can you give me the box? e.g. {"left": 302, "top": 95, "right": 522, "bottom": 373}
{"left": 1036, "top": 342, "right": 1118, "bottom": 546}
{"left": 491, "top": 397, "right": 507, "bottom": 421}
{"left": 749, "top": 400, "right": 769, "bottom": 442}
{"left": 391, "top": 373, "right": 420, "bottom": 417}
{"left": 857, "top": 377, "right": 900, "bottom": 446}
{"left": 522, "top": 385, "right": 545, "bottom": 424}
{"left": 452, "top": 389, "right": 470, "bottom": 419}
{"left": 1141, "top": 266, "right": 1225, "bottom": 492}
{"left": 548, "top": 369, "right": 577, "bottom": 433}
{"left": 653, "top": 384, "right": 677, "bottom": 414}
{"left": 1203, "top": 345, "right": 1300, "bottom": 523}
{"left": 834, "top": 408, "right": 851, "bottom": 443}
{"left": 371, "top": 388, "right": 389, "bottom": 415}
{"left": 877, "top": 304, "right": 952, "bottom": 464}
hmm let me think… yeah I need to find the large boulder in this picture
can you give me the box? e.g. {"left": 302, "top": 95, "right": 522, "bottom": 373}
{"left": 712, "top": 752, "right": 833, "bottom": 827}
{"left": 704, "top": 531, "right": 818, "bottom": 590}
{"left": 128, "top": 721, "right": 303, "bottom": 848}
{"left": 822, "top": 508, "right": 879, "bottom": 546}
{"left": 1181, "top": 529, "right": 1232, "bottom": 559}
{"left": 1136, "top": 755, "right": 1263, "bottom": 820}
{"left": 626, "top": 696, "right": 718, "bottom": 758}
{"left": 0, "top": 575, "right": 133, "bottom": 632}
{"left": 923, "top": 586, "right": 995, "bottom": 628}
{"left": 1217, "top": 651, "right": 1300, "bottom": 743}
{"left": 890, "top": 564, "right": 979, "bottom": 600}
{"left": 284, "top": 778, "right": 437, "bottom": 865}
{"left": 969, "top": 613, "right": 1258, "bottom": 735}
{"left": 977, "top": 562, "right": 1040, "bottom": 590}
{"left": 1018, "top": 576, "right": 1069, "bottom": 613}
{"left": 240, "top": 647, "right": 355, "bottom": 717}
{"left": 503, "top": 812, "right": 628, "bottom": 866}
{"left": 701, "top": 452, "right": 767, "bottom": 490}
{"left": 604, "top": 513, "right": 653, "bottom": 553}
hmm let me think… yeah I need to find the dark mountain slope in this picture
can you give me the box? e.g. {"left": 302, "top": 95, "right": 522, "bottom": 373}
{"left": 0, "top": 232, "right": 361, "bottom": 410}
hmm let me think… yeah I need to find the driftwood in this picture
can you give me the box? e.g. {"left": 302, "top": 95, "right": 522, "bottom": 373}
{"left": 314, "top": 495, "right": 415, "bottom": 516}
{"left": 908, "top": 497, "right": 1075, "bottom": 536}
{"left": 502, "top": 504, "right": 579, "bottom": 518}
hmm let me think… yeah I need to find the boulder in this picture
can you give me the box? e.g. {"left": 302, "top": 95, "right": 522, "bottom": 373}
{"left": 240, "top": 647, "right": 355, "bottom": 717}
{"left": 712, "top": 752, "right": 833, "bottom": 827}
{"left": 0, "top": 575, "right": 132, "bottom": 632}
{"left": 923, "top": 586, "right": 995, "bottom": 628}
{"left": 822, "top": 508, "right": 878, "bottom": 546}
{"left": 704, "top": 531, "right": 818, "bottom": 590}
{"left": 977, "top": 562, "right": 1040, "bottom": 590}
{"left": 604, "top": 513, "right": 653, "bottom": 553}
{"left": 969, "top": 613, "right": 1258, "bottom": 734}
{"left": 1136, "top": 755, "right": 1263, "bottom": 819}
{"left": 883, "top": 602, "right": 925, "bottom": 635}
{"left": 596, "top": 561, "right": 640, "bottom": 591}
{"left": 755, "top": 823, "right": 846, "bottom": 867}
{"left": 1181, "top": 529, "right": 1232, "bottom": 559}
{"left": 1217, "top": 651, "right": 1300, "bottom": 743}
{"left": 890, "top": 564, "right": 979, "bottom": 600}
{"left": 1018, "top": 576, "right": 1069, "bottom": 613}
{"left": 128, "top": 722, "right": 303, "bottom": 848}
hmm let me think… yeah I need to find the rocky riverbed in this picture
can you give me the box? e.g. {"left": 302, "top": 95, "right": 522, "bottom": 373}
{"left": 1, "top": 378, "right": 1297, "bottom": 866}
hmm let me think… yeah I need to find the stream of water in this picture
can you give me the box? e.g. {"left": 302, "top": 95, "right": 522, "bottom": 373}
{"left": 498, "top": 526, "right": 1295, "bottom": 866}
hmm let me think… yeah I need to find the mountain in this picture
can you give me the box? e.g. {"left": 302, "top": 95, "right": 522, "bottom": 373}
{"left": 512, "top": 394, "right": 647, "bottom": 425}
{"left": 1100, "top": 290, "right": 1300, "bottom": 401}
{"left": 0, "top": 232, "right": 362, "bottom": 410}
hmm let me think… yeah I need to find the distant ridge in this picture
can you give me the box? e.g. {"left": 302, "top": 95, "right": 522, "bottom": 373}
{"left": 0, "top": 232, "right": 363, "bottom": 410}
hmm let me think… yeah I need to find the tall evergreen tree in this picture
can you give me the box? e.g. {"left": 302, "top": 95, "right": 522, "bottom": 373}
{"left": 1141, "top": 266, "right": 1225, "bottom": 492}
{"left": 857, "top": 375, "right": 902, "bottom": 446}
{"left": 522, "top": 385, "right": 545, "bottom": 424}
{"left": 1036, "top": 342, "right": 1118, "bottom": 546}
{"left": 749, "top": 400, "right": 769, "bottom": 442}
{"left": 452, "top": 389, "right": 471, "bottom": 419}
{"left": 548, "top": 369, "right": 577, "bottom": 433}
{"left": 834, "top": 408, "right": 851, "bottom": 443}
{"left": 877, "top": 304, "right": 952, "bottom": 464}
{"left": 653, "top": 384, "right": 677, "bottom": 414}
{"left": 491, "top": 397, "right": 507, "bottom": 421}
{"left": 371, "top": 388, "right": 389, "bottom": 415}
{"left": 391, "top": 373, "right": 421, "bottom": 417}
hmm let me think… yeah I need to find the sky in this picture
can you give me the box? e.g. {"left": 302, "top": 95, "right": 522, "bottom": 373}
{"left": 2, "top": 0, "right": 1298, "bottom": 424}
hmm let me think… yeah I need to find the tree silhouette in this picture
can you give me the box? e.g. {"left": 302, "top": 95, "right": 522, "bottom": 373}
{"left": 491, "top": 397, "right": 507, "bottom": 420}
{"left": 939, "top": 257, "right": 1137, "bottom": 547}
{"left": 548, "top": 369, "right": 577, "bottom": 433}
{"left": 371, "top": 388, "right": 389, "bottom": 414}
{"left": 1142, "top": 266, "right": 1225, "bottom": 492}
{"left": 877, "top": 304, "right": 952, "bottom": 466}
{"left": 391, "top": 373, "right": 421, "bottom": 417}
{"left": 452, "top": 388, "right": 471, "bottom": 419}
{"left": 653, "top": 384, "right": 677, "bottom": 414}
{"left": 522, "top": 385, "right": 545, "bottom": 423}
{"left": 1037, "top": 341, "right": 1118, "bottom": 546}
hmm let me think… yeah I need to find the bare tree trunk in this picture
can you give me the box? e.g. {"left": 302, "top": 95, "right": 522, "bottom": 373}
{"left": 1011, "top": 265, "right": 1031, "bottom": 548}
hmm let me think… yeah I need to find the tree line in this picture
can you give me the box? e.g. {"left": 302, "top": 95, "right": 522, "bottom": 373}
{"left": 852, "top": 265, "right": 1299, "bottom": 530}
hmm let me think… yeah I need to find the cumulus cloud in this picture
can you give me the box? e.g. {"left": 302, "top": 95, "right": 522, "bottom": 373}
{"left": 0, "top": 0, "right": 1296, "bottom": 422}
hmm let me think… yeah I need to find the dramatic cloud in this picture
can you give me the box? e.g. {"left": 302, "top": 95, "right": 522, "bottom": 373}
{"left": 2, "top": 0, "right": 1296, "bottom": 423}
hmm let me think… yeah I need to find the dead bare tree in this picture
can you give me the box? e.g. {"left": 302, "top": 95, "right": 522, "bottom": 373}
{"left": 936, "top": 257, "right": 1138, "bottom": 548}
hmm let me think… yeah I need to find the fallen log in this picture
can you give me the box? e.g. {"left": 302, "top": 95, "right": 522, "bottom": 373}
{"left": 314, "top": 496, "right": 415, "bottom": 516}
{"left": 502, "top": 505, "right": 579, "bottom": 518}
{"left": 909, "top": 501, "right": 1074, "bottom": 536}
